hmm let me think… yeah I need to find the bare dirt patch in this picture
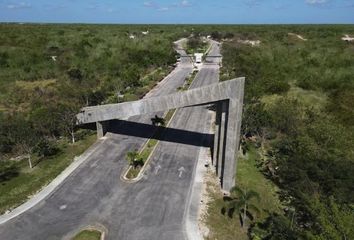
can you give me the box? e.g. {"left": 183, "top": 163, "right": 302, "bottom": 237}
{"left": 198, "top": 158, "right": 221, "bottom": 239}
{"left": 288, "top": 33, "right": 308, "bottom": 41}
{"left": 342, "top": 34, "right": 354, "bottom": 42}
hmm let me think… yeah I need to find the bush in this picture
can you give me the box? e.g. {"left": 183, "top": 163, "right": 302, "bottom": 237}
{"left": 34, "top": 138, "right": 59, "bottom": 157}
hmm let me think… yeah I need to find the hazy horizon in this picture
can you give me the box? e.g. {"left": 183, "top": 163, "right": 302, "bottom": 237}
{"left": 1, "top": 0, "right": 354, "bottom": 24}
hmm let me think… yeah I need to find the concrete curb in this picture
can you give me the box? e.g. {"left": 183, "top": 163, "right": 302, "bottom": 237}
{"left": 0, "top": 137, "right": 108, "bottom": 225}
{"left": 64, "top": 224, "right": 108, "bottom": 240}
{"left": 185, "top": 147, "right": 206, "bottom": 240}
{"left": 184, "top": 110, "right": 214, "bottom": 240}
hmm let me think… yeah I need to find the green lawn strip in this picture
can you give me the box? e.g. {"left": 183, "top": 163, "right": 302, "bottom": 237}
{"left": 125, "top": 109, "right": 176, "bottom": 179}
{"left": 205, "top": 145, "right": 283, "bottom": 240}
{"left": 0, "top": 134, "right": 96, "bottom": 214}
{"left": 72, "top": 229, "right": 101, "bottom": 240}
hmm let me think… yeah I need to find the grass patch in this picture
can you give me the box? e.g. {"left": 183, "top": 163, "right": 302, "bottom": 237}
{"left": 0, "top": 133, "right": 96, "bottom": 214}
{"left": 72, "top": 229, "right": 101, "bottom": 240}
{"left": 15, "top": 79, "right": 57, "bottom": 90}
{"left": 262, "top": 85, "right": 328, "bottom": 111}
{"left": 205, "top": 145, "right": 282, "bottom": 240}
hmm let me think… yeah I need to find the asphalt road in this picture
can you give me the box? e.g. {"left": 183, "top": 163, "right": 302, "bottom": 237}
{"left": 0, "top": 41, "right": 220, "bottom": 240}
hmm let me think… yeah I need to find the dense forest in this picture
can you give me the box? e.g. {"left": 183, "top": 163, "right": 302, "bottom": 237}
{"left": 213, "top": 25, "right": 354, "bottom": 239}
{"left": 0, "top": 24, "right": 186, "bottom": 154}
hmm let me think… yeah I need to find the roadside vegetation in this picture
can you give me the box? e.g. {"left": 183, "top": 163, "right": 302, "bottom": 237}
{"left": 186, "top": 36, "right": 209, "bottom": 54}
{"left": 0, "top": 132, "right": 96, "bottom": 214}
{"left": 204, "top": 25, "right": 354, "bottom": 239}
{"left": 0, "top": 24, "right": 190, "bottom": 212}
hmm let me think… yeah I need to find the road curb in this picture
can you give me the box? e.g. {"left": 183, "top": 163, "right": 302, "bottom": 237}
{"left": 184, "top": 110, "right": 214, "bottom": 240}
{"left": 0, "top": 137, "right": 108, "bottom": 225}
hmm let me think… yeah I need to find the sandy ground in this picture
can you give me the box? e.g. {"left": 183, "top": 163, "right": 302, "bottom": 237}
{"left": 342, "top": 34, "right": 354, "bottom": 42}
{"left": 237, "top": 39, "right": 261, "bottom": 46}
{"left": 197, "top": 150, "right": 221, "bottom": 239}
{"left": 288, "top": 33, "right": 308, "bottom": 41}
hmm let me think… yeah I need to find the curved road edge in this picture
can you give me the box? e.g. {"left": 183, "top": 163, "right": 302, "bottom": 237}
{"left": 0, "top": 137, "right": 108, "bottom": 225}
{"left": 0, "top": 38, "right": 191, "bottom": 226}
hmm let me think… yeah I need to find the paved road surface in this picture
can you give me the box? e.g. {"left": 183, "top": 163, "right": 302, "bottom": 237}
{"left": 0, "top": 41, "right": 220, "bottom": 240}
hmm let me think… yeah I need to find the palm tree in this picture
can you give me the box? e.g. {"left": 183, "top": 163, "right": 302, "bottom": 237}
{"left": 126, "top": 150, "right": 143, "bottom": 169}
{"left": 223, "top": 186, "right": 260, "bottom": 228}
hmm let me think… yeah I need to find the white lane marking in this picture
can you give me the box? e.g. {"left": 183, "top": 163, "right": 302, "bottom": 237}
{"left": 155, "top": 165, "right": 162, "bottom": 175}
{"left": 59, "top": 205, "right": 67, "bottom": 210}
{"left": 178, "top": 167, "right": 186, "bottom": 178}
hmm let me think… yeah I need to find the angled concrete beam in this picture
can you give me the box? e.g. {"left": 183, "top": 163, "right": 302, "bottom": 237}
{"left": 76, "top": 78, "right": 244, "bottom": 125}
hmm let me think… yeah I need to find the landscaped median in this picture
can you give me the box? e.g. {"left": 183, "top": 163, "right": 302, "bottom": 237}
{"left": 72, "top": 230, "right": 101, "bottom": 240}
{"left": 122, "top": 109, "right": 176, "bottom": 181}
{"left": 72, "top": 226, "right": 105, "bottom": 240}
{"left": 177, "top": 69, "right": 198, "bottom": 92}
{"left": 122, "top": 68, "right": 199, "bottom": 182}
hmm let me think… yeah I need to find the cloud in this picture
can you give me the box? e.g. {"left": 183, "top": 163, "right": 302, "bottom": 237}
{"left": 180, "top": 0, "right": 191, "bottom": 7}
{"left": 343, "top": 0, "right": 354, "bottom": 8}
{"left": 7, "top": 1, "right": 31, "bottom": 9}
{"left": 143, "top": 0, "right": 192, "bottom": 11}
{"left": 305, "top": 0, "right": 330, "bottom": 5}
{"left": 244, "top": 0, "right": 264, "bottom": 7}
{"left": 143, "top": 1, "right": 157, "bottom": 8}
{"left": 85, "top": 3, "right": 116, "bottom": 13}
{"left": 157, "top": 7, "right": 169, "bottom": 11}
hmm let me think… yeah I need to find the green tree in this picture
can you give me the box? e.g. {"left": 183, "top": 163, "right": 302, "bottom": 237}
{"left": 0, "top": 51, "right": 9, "bottom": 67}
{"left": 126, "top": 150, "right": 144, "bottom": 169}
{"left": 223, "top": 186, "right": 260, "bottom": 228}
{"left": 57, "top": 103, "right": 80, "bottom": 144}
{"left": 11, "top": 118, "right": 39, "bottom": 169}
{"left": 251, "top": 213, "right": 301, "bottom": 240}
{"left": 29, "top": 106, "right": 62, "bottom": 137}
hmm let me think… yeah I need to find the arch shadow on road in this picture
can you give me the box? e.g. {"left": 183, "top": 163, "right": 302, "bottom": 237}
{"left": 108, "top": 119, "right": 214, "bottom": 148}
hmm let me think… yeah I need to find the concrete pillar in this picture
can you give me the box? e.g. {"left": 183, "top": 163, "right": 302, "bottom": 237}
{"left": 217, "top": 101, "right": 228, "bottom": 180}
{"left": 212, "top": 103, "right": 221, "bottom": 167}
{"left": 96, "top": 121, "right": 109, "bottom": 139}
{"left": 222, "top": 97, "right": 244, "bottom": 191}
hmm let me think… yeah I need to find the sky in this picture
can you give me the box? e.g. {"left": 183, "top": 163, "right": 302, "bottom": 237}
{"left": 0, "top": 0, "right": 353, "bottom": 24}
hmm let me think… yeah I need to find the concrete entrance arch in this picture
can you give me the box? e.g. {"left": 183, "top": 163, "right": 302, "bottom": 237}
{"left": 76, "top": 78, "right": 245, "bottom": 191}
